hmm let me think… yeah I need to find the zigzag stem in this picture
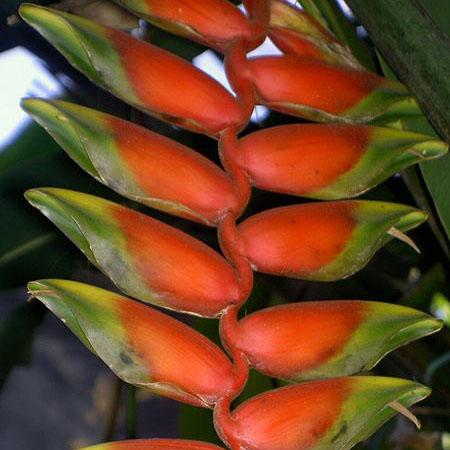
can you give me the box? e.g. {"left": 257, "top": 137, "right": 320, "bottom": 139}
{"left": 213, "top": 2, "right": 269, "bottom": 448}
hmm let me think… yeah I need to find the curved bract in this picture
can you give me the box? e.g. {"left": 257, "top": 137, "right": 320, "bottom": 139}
{"left": 21, "top": 98, "right": 239, "bottom": 225}
{"left": 235, "top": 301, "right": 442, "bottom": 380}
{"left": 230, "top": 377, "right": 430, "bottom": 450}
{"left": 80, "top": 439, "right": 225, "bottom": 450}
{"left": 237, "top": 124, "right": 448, "bottom": 199}
{"left": 248, "top": 55, "right": 410, "bottom": 123}
{"left": 19, "top": 4, "right": 243, "bottom": 136}
{"left": 25, "top": 188, "right": 240, "bottom": 317}
{"left": 113, "top": 0, "right": 253, "bottom": 51}
{"left": 269, "top": 0, "right": 360, "bottom": 68}
{"left": 238, "top": 201, "right": 427, "bottom": 281}
{"left": 28, "top": 279, "right": 234, "bottom": 407}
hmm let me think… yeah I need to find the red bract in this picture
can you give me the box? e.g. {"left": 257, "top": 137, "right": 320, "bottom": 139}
{"left": 25, "top": 188, "right": 241, "bottom": 317}
{"left": 235, "top": 301, "right": 441, "bottom": 380}
{"left": 116, "top": 136, "right": 233, "bottom": 224}
{"left": 21, "top": 99, "right": 240, "bottom": 224}
{"left": 237, "top": 123, "right": 447, "bottom": 199}
{"left": 236, "top": 301, "right": 364, "bottom": 378}
{"left": 19, "top": 4, "right": 243, "bottom": 135}
{"left": 237, "top": 201, "right": 426, "bottom": 280}
{"left": 29, "top": 280, "right": 234, "bottom": 407}
{"left": 228, "top": 377, "right": 430, "bottom": 450}
{"left": 118, "top": 293, "right": 234, "bottom": 406}
{"left": 248, "top": 55, "right": 408, "bottom": 122}
{"left": 238, "top": 124, "right": 369, "bottom": 195}
{"left": 114, "top": 0, "right": 253, "bottom": 50}
{"left": 106, "top": 116, "right": 239, "bottom": 223}
{"left": 239, "top": 202, "right": 355, "bottom": 275}
{"left": 107, "top": 31, "right": 243, "bottom": 135}
{"left": 113, "top": 206, "right": 241, "bottom": 313}
{"left": 270, "top": 26, "right": 329, "bottom": 58}
{"left": 249, "top": 56, "right": 381, "bottom": 113}
{"left": 267, "top": 0, "right": 360, "bottom": 68}
{"left": 231, "top": 378, "right": 351, "bottom": 450}
{"left": 81, "top": 439, "right": 225, "bottom": 449}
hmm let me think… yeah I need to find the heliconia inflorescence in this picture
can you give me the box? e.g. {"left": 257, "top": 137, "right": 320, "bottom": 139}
{"left": 18, "top": 0, "right": 447, "bottom": 449}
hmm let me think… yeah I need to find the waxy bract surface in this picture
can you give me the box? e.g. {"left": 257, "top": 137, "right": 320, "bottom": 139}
{"left": 230, "top": 377, "right": 430, "bottom": 450}
{"left": 28, "top": 279, "right": 234, "bottom": 407}
{"left": 25, "top": 188, "right": 240, "bottom": 317}
{"left": 238, "top": 201, "right": 426, "bottom": 280}
{"left": 236, "top": 300, "right": 442, "bottom": 380}
{"left": 22, "top": 98, "right": 239, "bottom": 225}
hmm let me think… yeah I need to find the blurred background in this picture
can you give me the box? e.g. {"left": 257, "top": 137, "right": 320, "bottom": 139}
{"left": 0, "top": 1, "right": 449, "bottom": 449}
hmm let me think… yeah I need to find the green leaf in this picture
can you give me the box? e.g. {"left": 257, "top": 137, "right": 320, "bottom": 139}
{"left": 0, "top": 300, "right": 46, "bottom": 393}
{"left": 0, "top": 145, "right": 113, "bottom": 289}
{"left": 376, "top": 49, "right": 450, "bottom": 249}
{"left": 0, "top": 121, "right": 61, "bottom": 174}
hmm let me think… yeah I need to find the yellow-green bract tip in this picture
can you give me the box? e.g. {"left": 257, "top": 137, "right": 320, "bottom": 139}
{"left": 24, "top": 187, "right": 48, "bottom": 205}
{"left": 19, "top": 3, "right": 44, "bottom": 22}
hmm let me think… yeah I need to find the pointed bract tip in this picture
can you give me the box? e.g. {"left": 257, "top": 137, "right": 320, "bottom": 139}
{"left": 24, "top": 188, "right": 47, "bottom": 205}
{"left": 18, "top": 3, "right": 39, "bottom": 20}
{"left": 20, "top": 97, "right": 68, "bottom": 126}
{"left": 396, "top": 209, "right": 428, "bottom": 232}
{"left": 20, "top": 97, "right": 69, "bottom": 122}
{"left": 409, "top": 139, "right": 449, "bottom": 160}
{"left": 393, "top": 315, "right": 444, "bottom": 344}
{"left": 20, "top": 96, "right": 44, "bottom": 113}
{"left": 19, "top": 3, "right": 54, "bottom": 27}
{"left": 27, "top": 280, "right": 50, "bottom": 296}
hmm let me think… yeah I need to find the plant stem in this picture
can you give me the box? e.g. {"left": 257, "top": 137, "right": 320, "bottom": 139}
{"left": 345, "top": 0, "right": 450, "bottom": 142}
{"left": 0, "top": 233, "right": 55, "bottom": 267}
{"left": 125, "top": 384, "right": 138, "bottom": 439}
{"left": 102, "top": 378, "right": 122, "bottom": 442}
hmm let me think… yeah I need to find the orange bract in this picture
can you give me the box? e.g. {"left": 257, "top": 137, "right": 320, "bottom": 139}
{"left": 270, "top": 26, "right": 329, "bottom": 58}
{"left": 107, "top": 28, "right": 243, "bottom": 135}
{"left": 238, "top": 203, "right": 355, "bottom": 276}
{"left": 238, "top": 124, "right": 370, "bottom": 195}
{"left": 232, "top": 378, "right": 351, "bottom": 450}
{"left": 236, "top": 301, "right": 366, "bottom": 378}
{"left": 140, "top": 0, "right": 252, "bottom": 47}
{"left": 112, "top": 205, "right": 240, "bottom": 316}
{"left": 248, "top": 55, "right": 384, "bottom": 114}
{"left": 119, "top": 297, "right": 233, "bottom": 406}
{"left": 107, "top": 115, "right": 238, "bottom": 224}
